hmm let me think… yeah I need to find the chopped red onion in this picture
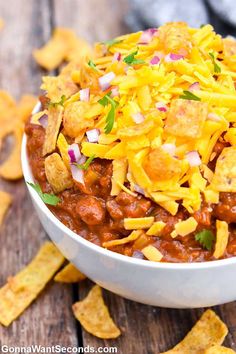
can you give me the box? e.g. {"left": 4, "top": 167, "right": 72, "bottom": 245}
{"left": 156, "top": 102, "right": 168, "bottom": 112}
{"left": 139, "top": 28, "right": 158, "bottom": 44}
{"left": 186, "top": 151, "right": 202, "bottom": 166}
{"left": 132, "top": 250, "right": 144, "bottom": 259}
{"left": 79, "top": 88, "right": 90, "bottom": 102}
{"left": 133, "top": 184, "right": 145, "bottom": 196}
{"left": 38, "top": 114, "right": 48, "bottom": 128}
{"left": 68, "top": 144, "right": 81, "bottom": 163}
{"left": 207, "top": 113, "right": 221, "bottom": 121}
{"left": 78, "top": 155, "right": 86, "bottom": 164}
{"left": 150, "top": 56, "right": 160, "bottom": 65}
{"left": 162, "top": 143, "right": 176, "bottom": 156}
{"left": 189, "top": 82, "right": 200, "bottom": 91}
{"left": 86, "top": 128, "right": 100, "bottom": 143}
{"left": 112, "top": 52, "right": 121, "bottom": 62}
{"left": 110, "top": 86, "right": 119, "bottom": 98}
{"left": 98, "top": 72, "right": 116, "bottom": 91}
{"left": 70, "top": 164, "right": 84, "bottom": 185}
{"left": 165, "top": 53, "right": 184, "bottom": 62}
{"left": 132, "top": 112, "right": 145, "bottom": 124}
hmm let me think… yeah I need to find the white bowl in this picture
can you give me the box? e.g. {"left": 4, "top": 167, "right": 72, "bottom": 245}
{"left": 21, "top": 105, "right": 236, "bottom": 308}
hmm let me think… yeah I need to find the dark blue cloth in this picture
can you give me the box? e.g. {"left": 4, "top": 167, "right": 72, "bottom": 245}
{"left": 126, "top": 0, "right": 236, "bottom": 37}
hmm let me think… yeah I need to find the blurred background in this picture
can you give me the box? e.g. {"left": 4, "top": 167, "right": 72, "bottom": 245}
{"left": 127, "top": 0, "right": 236, "bottom": 37}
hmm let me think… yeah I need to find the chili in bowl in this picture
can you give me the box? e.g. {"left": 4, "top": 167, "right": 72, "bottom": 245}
{"left": 22, "top": 22, "right": 236, "bottom": 307}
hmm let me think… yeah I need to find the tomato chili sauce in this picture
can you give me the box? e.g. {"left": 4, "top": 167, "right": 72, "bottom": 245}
{"left": 25, "top": 119, "right": 236, "bottom": 263}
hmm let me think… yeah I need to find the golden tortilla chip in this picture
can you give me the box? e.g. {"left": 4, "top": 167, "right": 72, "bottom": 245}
{"left": 144, "top": 147, "right": 182, "bottom": 182}
{"left": 161, "top": 310, "right": 228, "bottom": 354}
{"left": 33, "top": 27, "right": 91, "bottom": 71}
{"left": 17, "top": 95, "right": 37, "bottom": 123}
{"left": 43, "top": 105, "right": 63, "bottom": 156}
{"left": 45, "top": 153, "right": 73, "bottom": 193}
{"left": 54, "top": 263, "right": 86, "bottom": 283}
{"left": 0, "top": 191, "right": 12, "bottom": 226}
{"left": 205, "top": 345, "right": 236, "bottom": 354}
{"left": 72, "top": 285, "right": 121, "bottom": 339}
{"left": 0, "top": 90, "right": 15, "bottom": 114}
{"left": 0, "top": 123, "right": 24, "bottom": 180}
{"left": 223, "top": 38, "right": 236, "bottom": 57}
{"left": 0, "top": 242, "right": 65, "bottom": 326}
{"left": 63, "top": 101, "right": 95, "bottom": 138}
{"left": 158, "top": 22, "right": 192, "bottom": 55}
{"left": 0, "top": 91, "right": 16, "bottom": 147}
{"left": 102, "top": 230, "right": 143, "bottom": 248}
{"left": 41, "top": 73, "right": 78, "bottom": 102}
{"left": 165, "top": 99, "right": 208, "bottom": 138}
{"left": 214, "top": 220, "right": 229, "bottom": 259}
{"left": 0, "top": 92, "right": 36, "bottom": 180}
{"left": 211, "top": 147, "right": 236, "bottom": 192}
{"left": 0, "top": 18, "right": 4, "bottom": 30}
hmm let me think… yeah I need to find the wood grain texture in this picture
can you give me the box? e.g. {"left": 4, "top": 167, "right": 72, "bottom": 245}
{"left": 0, "top": 0, "right": 78, "bottom": 347}
{"left": 1, "top": 0, "right": 236, "bottom": 352}
{"left": 53, "top": 0, "right": 129, "bottom": 43}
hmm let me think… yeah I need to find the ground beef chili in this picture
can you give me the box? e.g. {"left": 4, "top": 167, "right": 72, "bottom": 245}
{"left": 25, "top": 121, "right": 236, "bottom": 263}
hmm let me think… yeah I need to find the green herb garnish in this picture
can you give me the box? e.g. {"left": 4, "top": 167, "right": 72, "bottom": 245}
{"left": 209, "top": 52, "right": 221, "bottom": 73}
{"left": 195, "top": 229, "right": 215, "bottom": 251}
{"left": 103, "top": 38, "right": 123, "bottom": 48}
{"left": 98, "top": 93, "right": 118, "bottom": 134}
{"left": 180, "top": 90, "right": 201, "bottom": 101}
{"left": 123, "top": 50, "right": 145, "bottom": 65}
{"left": 49, "top": 95, "right": 67, "bottom": 108}
{"left": 98, "top": 92, "right": 112, "bottom": 106}
{"left": 200, "top": 24, "right": 206, "bottom": 28}
{"left": 88, "top": 59, "right": 98, "bottom": 71}
{"left": 74, "top": 155, "right": 96, "bottom": 170}
{"left": 27, "top": 182, "right": 61, "bottom": 206}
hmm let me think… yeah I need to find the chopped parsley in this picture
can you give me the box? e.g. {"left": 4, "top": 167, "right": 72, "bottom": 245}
{"left": 98, "top": 93, "right": 118, "bottom": 134}
{"left": 98, "top": 92, "right": 112, "bottom": 106}
{"left": 103, "top": 38, "right": 123, "bottom": 48}
{"left": 74, "top": 155, "right": 96, "bottom": 170}
{"left": 209, "top": 52, "right": 221, "bottom": 73}
{"left": 48, "top": 95, "right": 67, "bottom": 108}
{"left": 88, "top": 59, "right": 98, "bottom": 71}
{"left": 180, "top": 90, "right": 201, "bottom": 101}
{"left": 27, "top": 182, "right": 61, "bottom": 206}
{"left": 123, "top": 50, "right": 145, "bottom": 65}
{"left": 195, "top": 229, "right": 215, "bottom": 251}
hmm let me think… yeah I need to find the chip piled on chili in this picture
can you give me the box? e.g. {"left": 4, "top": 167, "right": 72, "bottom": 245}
{"left": 26, "top": 22, "right": 236, "bottom": 263}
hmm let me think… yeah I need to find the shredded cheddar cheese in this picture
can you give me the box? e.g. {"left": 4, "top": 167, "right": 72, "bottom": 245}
{"left": 174, "top": 217, "right": 198, "bottom": 237}
{"left": 146, "top": 221, "right": 166, "bottom": 236}
{"left": 214, "top": 220, "right": 229, "bottom": 259}
{"left": 124, "top": 217, "right": 154, "bottom": 230}
{"left": 142, "top": 245, "right": 163, "bottom": 262}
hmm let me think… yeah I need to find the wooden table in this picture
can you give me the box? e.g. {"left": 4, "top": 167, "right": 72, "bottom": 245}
{"left": 1, "top": 1, "right": 236, "bottom": 352}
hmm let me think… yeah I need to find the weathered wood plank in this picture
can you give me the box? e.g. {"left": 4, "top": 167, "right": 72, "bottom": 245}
{"left": 53, "top": 0, "right": 129, "bottom": 43}
{"left": 0, "top": 0, "right": 78, "bottom": 346}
